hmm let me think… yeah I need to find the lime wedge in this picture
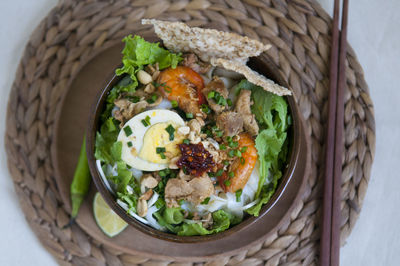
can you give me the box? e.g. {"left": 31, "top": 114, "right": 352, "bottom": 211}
{"left": 93, "top": 192, "right": 128, "bottom": 237}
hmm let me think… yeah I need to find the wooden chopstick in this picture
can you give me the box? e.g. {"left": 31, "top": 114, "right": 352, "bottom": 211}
{"left": 330, "top": 0, "right": 349, "bottom": 265}
{"left": 320, "top": 0, "right": 349, "bottom": 265}
{"left": 320, "top": 0, "right": 340, "bottom": 264}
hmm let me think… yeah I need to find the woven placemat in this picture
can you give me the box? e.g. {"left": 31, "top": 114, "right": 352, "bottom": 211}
{"left": 5, "top": 0, "right": 375, "bottom": 265}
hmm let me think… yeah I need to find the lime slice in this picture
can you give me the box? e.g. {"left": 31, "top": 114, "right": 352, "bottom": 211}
{"left": 93, "top": 192, "right": 128, "bottom": 237}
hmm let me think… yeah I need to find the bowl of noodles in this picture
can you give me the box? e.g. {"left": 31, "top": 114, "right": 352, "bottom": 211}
{"left": 87, "top": 19, "right": 307, "bottom": 243}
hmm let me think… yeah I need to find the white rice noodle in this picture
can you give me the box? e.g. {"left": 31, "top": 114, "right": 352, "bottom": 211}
{"left": 148, "top": 98, "right": 172, "bottom": 110}
{"left": 128, "top": 167, "right": 143, "bottom": 181}
{"left": 117, "top": 199, "right": 129, "bottom": 210}
{"left": 109, "top": 164, "right": 118, "bottom": 176}
{"left": 200, "top": 66, "right": 215, "bottom": 84}
{"left": 213, "top": 67, "right": 244, "bottom": 80}
{"left": 118, "top": 193, "right": 165, "bottom": 230}
{"left": 241, "top": 199, "right": 259, "bottom": 210}
{"left": 117, "top": 198, "right": 148, "bottom": 225}
{"left": 128, "top": 210, "right": 149, "bottom": 225}
{"left": 148, "top": 192, "right": 159, "bottom": 207}
{"left": 219, "top": 76, "right": 236, "bottom": 90}
{"left": 146, "top": 205, "right": 165, "bottom": 231}
{"left": 96, "top": 160, "right": 114, "bottom": 194}
{"left": 126, "top": 185, "right": 134, "bottom": 195}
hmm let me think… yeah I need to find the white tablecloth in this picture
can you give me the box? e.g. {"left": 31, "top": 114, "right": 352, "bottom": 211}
{"left": 0, "top": 1, "right": 398, "bottom": 265}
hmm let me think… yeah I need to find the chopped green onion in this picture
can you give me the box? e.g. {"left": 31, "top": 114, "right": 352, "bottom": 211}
{"left": 220, "top": 144, "right": 227, "bottom": 150}
{"left": 215, "top": 130, "right": 224, "bottom": 137}
{"left": 146, "top": 94, "right": 158, "bottom": 104}
{"left": 207, "top": 91, "right": 215, "bottom": 99}
{"left": 160, "top": 153, "right": 166, "bottom": 159}
{"left": 224, "top": 179, "right": 231, "bottom": 186}
{"left": 164, "top": 85, "right": 172, "bottom": 93}
{"left": 156, "top": 147, "right": 166, "bottom": 154}
{"left": 201, "top": 104, "right": 210, "bottom": 114}
{"left": 235, "top": 150, "right": 242, "bottom": 157}
{"left": 178, "top": 199, "right": 185, "bottom": 205}
{"left": 186, "top": 113, "right": 193, "bottom": 119}
{"left": 153, "top": 81, "right": 165, "bottom": 87}
{"left": 226, "top": 136, "right": 232, "bottom": 142}
{"left": 123, "top": 126, "right": 133, "bottom": 136}
{"left": 127, "top": 141, "right": 133, "bottom": 147}
{"left": 141, "top": 115, "right": 151, "bottom": 127}
{"left": 216, "top": 169, "right": 224, "bottom": 177}
{"left": 171, "top": 100, "right": 178, "bottom": 108}
{"left": 183, "top": 139, "right": 190, "bottom": 145}
{"left": 159, "top": 170, "right": 167, "bottom": 177}
{"left": 130, "top": 96, "right": 140, "bottom": 103}
{"left": 240, "top": 146, "right": 248, "bottom": 153}
{"left": 217, "top": 97, "right": 227, "bottom": 106}
{"left": 228, "top": 171, "right": 234, "bottom": 178}
{"left": 228, "top": 150, "right": 235, "bottom": 157}
{"left": 229, "top": 141, "right": 239, "bottom": 148}
{"left": 201, "top": 197, "right": 210, "bottom": 205}
{"left": 227, "top": 98, "right": 233, "bottom": 106}
{"left": 165, "top": 124, "right": 175, "bottom": 141}
{"left": 223, "top": 160, "right": 229, "bottom": 166}
{"left": 235, "top": 189, "right": 242, "bottom": 202}
{"left": 240, "top": 157, "right": 245, "bottom": 165}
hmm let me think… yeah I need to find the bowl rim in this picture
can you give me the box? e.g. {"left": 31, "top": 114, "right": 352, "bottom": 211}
{"left": 86, "top": 50, "right": 302, "bottom": 243}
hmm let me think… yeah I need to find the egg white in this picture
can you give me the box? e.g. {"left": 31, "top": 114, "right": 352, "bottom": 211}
{"left": 117, "top": 109, "right": 185, "bottom": 171}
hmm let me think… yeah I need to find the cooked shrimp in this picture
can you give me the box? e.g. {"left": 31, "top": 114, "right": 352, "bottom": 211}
{"left": 157, "top": 66, "right": 206, "bottom": 115}
{"left": 219, "top": 133, "right": 258, "bottom": 193}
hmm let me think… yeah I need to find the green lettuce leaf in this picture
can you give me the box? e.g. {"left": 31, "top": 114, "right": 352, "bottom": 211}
{"left": 235, "top": 80, "right": 290, "bottom": 217}
{"left": 94, "top": 118, "right": 120, "bottom": 164}
{"left": 153, "top": 209, "right": 241, "bottom": 236}
{"left": 100, "top": 35, "right": 182, "bottom": 122}
{"left": 163, "top": 208, "right": 184, "bottom": 225}
{"left": 100, "top": 76, "right": 132, "bottom": 122}
{"left": 115, "top": 35, "right": 182, "bottom": 92}
{"left": 177, "top": 210, "right": 232, "bottom": 236}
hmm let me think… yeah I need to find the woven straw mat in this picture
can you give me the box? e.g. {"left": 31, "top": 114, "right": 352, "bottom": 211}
{"left": 4, "top": 0, "right": 375, "bottom": 265}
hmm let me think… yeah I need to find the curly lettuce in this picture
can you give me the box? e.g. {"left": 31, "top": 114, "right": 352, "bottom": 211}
{"left": 100, "top": 35, "right": 182, "bottom": 122}
{"left": 115, "top": 35, "right": 182, "bottom": 92}
{"left": 153, "top": 208, "right": 240, "bottom": 236}
{"left": 235, "top": 80, "right": 290, "bottom": 216}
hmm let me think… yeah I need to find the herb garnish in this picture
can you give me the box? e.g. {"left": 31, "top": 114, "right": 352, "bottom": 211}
{"left": 165, "top": 124, "right": 175, "bottom": 141}
{"left": 235, "top": 189, "right": 242, "bottom": 202}
{"left": 123, "top": 126, "right": 133, "bottom": 136}
{"left": 141, "top": 115, "right": 151, "bottom": 127}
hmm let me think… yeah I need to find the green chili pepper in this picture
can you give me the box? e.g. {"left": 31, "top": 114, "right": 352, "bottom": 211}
{"left": 70, "top": 136, "right": 91, "bottom": 220}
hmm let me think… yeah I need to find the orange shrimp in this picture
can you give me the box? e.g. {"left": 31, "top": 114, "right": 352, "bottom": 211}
{"left": 219, "top": 133, "right": 258, "bottom": 193}
{"left": 157, "top": 66, "right": 206, "bottom": 114}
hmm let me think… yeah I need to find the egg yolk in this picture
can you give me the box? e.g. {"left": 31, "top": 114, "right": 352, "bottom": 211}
{"left": 138, "top": 122, "right": 184, "bottom": 164}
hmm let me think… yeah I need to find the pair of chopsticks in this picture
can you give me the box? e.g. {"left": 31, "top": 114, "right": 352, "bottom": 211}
{"left": 320, "top": 0, "right": 349, "bottom": 265}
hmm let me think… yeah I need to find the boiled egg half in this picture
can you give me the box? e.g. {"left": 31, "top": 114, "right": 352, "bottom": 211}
{"left": 117, "top": 109, "right": 186, "bottom": 171}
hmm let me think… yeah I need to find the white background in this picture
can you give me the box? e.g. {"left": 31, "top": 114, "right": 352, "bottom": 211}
{"left": 0, "top": 0, "right": 398, "bottom": 265}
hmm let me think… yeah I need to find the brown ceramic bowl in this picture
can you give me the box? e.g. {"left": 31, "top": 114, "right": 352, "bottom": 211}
{"left": 87, "top": 42, "right": 305, "bottom": 244}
